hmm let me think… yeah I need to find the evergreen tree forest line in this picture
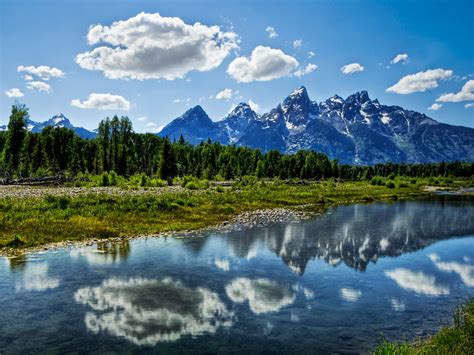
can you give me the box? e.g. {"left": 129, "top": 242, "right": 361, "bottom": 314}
{"left": 1, "top": 105, "right": 473, "bottom": 182}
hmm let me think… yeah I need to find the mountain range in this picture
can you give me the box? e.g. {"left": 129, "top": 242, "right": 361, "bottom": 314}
{"left": 160, "top": 86, "right": 474, "bottom": 165}
{"left": 0, "top": 113, "right": 97, "bottom": 139}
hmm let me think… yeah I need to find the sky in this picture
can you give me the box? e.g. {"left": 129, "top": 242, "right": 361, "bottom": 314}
{"left": 1, "top": 0, "right": 473, "bottom": 132}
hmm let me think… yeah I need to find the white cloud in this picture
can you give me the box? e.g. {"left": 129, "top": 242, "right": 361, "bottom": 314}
{"left": 387, "top": 69, "right": 453, "bottom": 94}
{"left": 465, "top": 103, "right": 474, "bottom": 108}
{"left": 23, "top": 75, "right": 33, "bottom": 81}
{"left": 227, "top": 46, "right": 299, "bottom": 83}
{"left": 294, "top": 63, "right": 317, "bottom": 77}
{"left": 17, "top": 65, "right": 64, "bottom": 80}
{"left": 173, "top": 98, "right": 191, "bottom": 103}
{"left": 248, "top": 99, "right": 261, "bottom": 113}
{"left": 71, "top": 93, "right": 131, "bottom": 110}
{"left": 146, "top": 122, "right": 157, "bottom": 127}
{"left": 385, "top": 268, "right": 449, "bottom": 296}
{"left": 225, "top": 277, "right": 295, "bottom": 314}
{"left": 293, "top": 39, "right": 302, "bottom": 49}
{"left": 137, "top": 116, "right": 147, "bottom": 121}
{"left": 436, "top": 80, "right": 474, "bottom": 103}
{"left": 26, "top": 81, "right": 51, "bottom": 93}
{"left": 390, "top": 53, "right": 409, "bottom": 64}
{"left": 340, "top": 63, "right": 364, "bottom": 75}
{"left": 265, "top": 26, "right": 278, "bottom": 38}
{"left": 428, "top": 103, "right": 442, "bottom": 111}
{"left": 308, "top": 51, "right": 315, "bottom": 58}
{"left": 215, "top": 88, "right": 234, "bottom": 100}
{"left": 75, "top": 12, "right": 238, "bottom": 80}
{"left": 4, "top": 88, "right": 24, "bottom": 98}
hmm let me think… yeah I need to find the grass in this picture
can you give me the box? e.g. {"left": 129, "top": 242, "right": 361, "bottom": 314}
{"left": 0, "top": 177, "right": 468, "bottom": 251}
{"left": 374, "top": 298, "right": 474, "bottom": 354}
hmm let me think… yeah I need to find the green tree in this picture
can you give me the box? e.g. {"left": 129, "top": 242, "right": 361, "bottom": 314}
{"left": 3, "top": 104, "right": 28, "bottom": 176}
{"left": 159, "top": 137, "right": 177, "bottom": 179}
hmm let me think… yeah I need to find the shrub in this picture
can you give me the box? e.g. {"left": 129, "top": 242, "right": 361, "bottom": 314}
{"left": 100, "top": 172, "right": 109, "bottom": 187}
{"left": 216, "top": 186, "right": 225, "bottom": 193}
{"left": 386, "top": 180, "right": 396, "bottom": 189}
{"left": 109, "top": 171, "right": 118, "bottom": 186}
{"left": 185, "top": 181, "right": 199, "bottom": 190}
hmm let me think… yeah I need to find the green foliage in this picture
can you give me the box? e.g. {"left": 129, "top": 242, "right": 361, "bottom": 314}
{"left": 386, "top": 180, "right": 396, "bottom": 189}
{"left": 1, "top": 104, "right": 473, "bottom": 181}
{"left": 374, "top": 299, "right": 473, "bottom": 354}
{"left": 185, "top": 181, "right": 199, "bottom": 190}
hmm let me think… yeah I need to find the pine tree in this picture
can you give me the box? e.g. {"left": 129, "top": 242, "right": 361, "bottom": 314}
{"left": 3, "top": 104, "right": 28, "bottom": 176}
{"left": 159, "top": 137, "right": 177, "bottom": 180}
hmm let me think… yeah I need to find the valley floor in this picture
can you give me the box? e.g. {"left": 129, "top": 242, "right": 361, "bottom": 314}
{"left": 0, "top": 178, "right": 471, "bottom": 254}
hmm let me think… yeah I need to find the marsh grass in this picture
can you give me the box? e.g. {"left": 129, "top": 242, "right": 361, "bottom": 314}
{"left": 374, "top": 299, "right": 474, "bottom": 354}
{"left": 0, "top": 180, "right": 438, "bottom": 250}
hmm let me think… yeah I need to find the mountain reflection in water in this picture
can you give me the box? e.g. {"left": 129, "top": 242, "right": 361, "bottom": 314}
{"left": 210, "top": 197, "right": 474, "bottom": 273}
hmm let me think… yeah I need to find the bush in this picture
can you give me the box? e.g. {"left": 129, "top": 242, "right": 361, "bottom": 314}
{"left": 109, "top": 171, "right": 118, "bottom": 186}
{"left": 185, "top": 181, "right": 199, "bottom": 190}
{"left": 386, "top": 180, "right": 396, "bottom": 189}
{"left": 100, "top": 172, "right": 109, "bottom": 187}
{"left": 216, "top": 185, "right": 225, "bottom": 193}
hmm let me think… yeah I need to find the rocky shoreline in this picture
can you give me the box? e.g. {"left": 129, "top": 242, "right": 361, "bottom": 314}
{"left": 0, "top": 206, "right": 317, "bottom": 258}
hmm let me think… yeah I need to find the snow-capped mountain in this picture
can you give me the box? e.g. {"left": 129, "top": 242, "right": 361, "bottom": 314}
{"left": 0, "top": 113, "right": 96, "bottom": 139}
{"left": 159, "top": 86, "right": 474, "bottom": 164}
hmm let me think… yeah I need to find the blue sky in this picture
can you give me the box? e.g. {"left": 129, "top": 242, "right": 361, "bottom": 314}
{"left": 1, "top": 0, "right": 473, "bottom": 131}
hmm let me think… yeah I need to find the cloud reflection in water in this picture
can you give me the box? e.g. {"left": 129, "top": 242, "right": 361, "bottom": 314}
{"left": 225, "top": 277, "right": 295, "bottom": 314}
{"left": 74, "top": 277, "right": 233, "bottom": 346}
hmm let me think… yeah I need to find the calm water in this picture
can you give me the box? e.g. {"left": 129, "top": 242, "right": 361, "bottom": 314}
{"left": 0, "top": 196, "right": 473, "bottom": 354}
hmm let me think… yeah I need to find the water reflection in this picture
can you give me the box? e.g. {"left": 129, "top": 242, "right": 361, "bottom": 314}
{"left": 429, "top": 253, "right": 474, "bottom": 287}
{"left": 340, "top": 287, "right": 362, "bottom": 302}
{"left": 15, "top": 262, "right": 60, "bottom": 292}
{"left": 74, "top": 277, "right": 233, "bottom": 345}
{"left": 384, "top": 268, "right": 449, "bottom": 296}
{"left": 225, "top": 278, "right": 295, "bottom": 314}
{"left": 220, "top": 198, "right": 474, "bottom": 273}
{"left": 70, "top": 241, "right": 131, "bottom": 265}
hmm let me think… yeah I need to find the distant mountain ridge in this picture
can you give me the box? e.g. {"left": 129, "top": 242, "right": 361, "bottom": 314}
{"left": 160, "top": 86, "right": 474, "bottom": 165}
{"left": 0, "top": 113, "right": 96, "bottom": 139}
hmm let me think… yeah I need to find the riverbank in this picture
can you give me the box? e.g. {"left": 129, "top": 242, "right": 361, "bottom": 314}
{"left": 374, "top": 298, "right": 473, "bottom": 354}
{"left": 0, "top": 179, "right": 430, "bottom": 255}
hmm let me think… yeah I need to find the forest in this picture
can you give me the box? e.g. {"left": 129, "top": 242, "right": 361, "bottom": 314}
{"left": 1, "top": 104, "right": 473, "bottom": 181}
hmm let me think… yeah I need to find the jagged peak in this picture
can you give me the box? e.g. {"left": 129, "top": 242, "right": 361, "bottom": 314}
{"left": 327, "top": 94, "right": 344, "bottom": 104}
{"left": 227, "top": 102, "right": 257, "bottom": 118}
{"left": 346, "top": 90, "right": 370, "bottom": 104}
{"left": 289, "top": 86, "right": 308, "bottom": 98}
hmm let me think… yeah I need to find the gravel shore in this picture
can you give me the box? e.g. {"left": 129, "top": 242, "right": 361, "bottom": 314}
{"left": 0, "top": 205, "right": 315, "bottom": 257}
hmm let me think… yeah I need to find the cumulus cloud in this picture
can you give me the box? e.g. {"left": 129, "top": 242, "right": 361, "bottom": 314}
{"left": 428, "top": 103, "right": 442, "bottom": 111}
{"left": 227, "top": 46, "right": 299, "bottom": 83}
{"left": 265, "top": 26, "right": 278, "bottom": 38}
{"left": 294, "top": 63, "right": 317, "bottom": 78}
{"left": 436, "top": 80, "right": 474, "bottom": 103}
{"left": 215, "top": 88, "right": 234, "bottom": 100}
{"left": 386, "top": 69, "right": 453, "bottom": 94}
{"left": 225, "top": 277, "right": 295, "bottom": 314}
{"left": 248, "top": 99, "right": 261, "bottom": 113}
{"left": 23, "top": 75, "right": 33, "bottom": 81}
{"left": 385, "top": 268, "right": 449, "bottom": 296}
{"left": 71, "top": 93, "right": 131, "bottom": 110}
{"left": 74, "top": 277, "right": 233, "bottom": 345}
{"left": 17, "top": 65, "right": 64, "bottom": 81}
{"left": 293, "top": 39, "right": 302, "bottom": 49}
{"left": 75, "top": 12, "right": 238, "bottom": 80}
{"left": 465, "top": 103, "right": 474, "bottom": 108}
{"left": 340, "top": 63, "right": 364, "bottom": 75}
{"left": 308, "top": 51, "right": 315, "bottom": 58}
{"left": 5, "top": 88, "right": 24, "bottom": 98}
{"left": 26, "top": 81, "right": 51, "bottom": 93}
{"left": 390, "top": 53, "right": 409, "bottom": 64}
